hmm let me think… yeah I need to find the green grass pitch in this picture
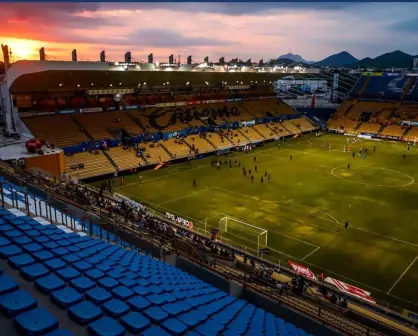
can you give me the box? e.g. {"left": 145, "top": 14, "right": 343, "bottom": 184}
{"left": 92, "top": 134, "right": 418, "bottom": 312}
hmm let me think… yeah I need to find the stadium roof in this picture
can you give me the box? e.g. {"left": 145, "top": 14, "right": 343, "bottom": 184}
{"left": 6, "top": 60, "right": 321, "bottom": 94}
{"left": 10, "top": 70, "right": 305, "bottom": 93}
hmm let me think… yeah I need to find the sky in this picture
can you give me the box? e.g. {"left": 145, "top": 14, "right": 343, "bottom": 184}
{"left": 1, "top": 2, "right": 418, "bottom": 63}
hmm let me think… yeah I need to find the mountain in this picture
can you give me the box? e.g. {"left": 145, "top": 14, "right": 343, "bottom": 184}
{"left": 268, "top": 58, "right": 309, "bottom": 67}
{"left": 314, "top": 51, "right": 358, "bottom": 67}
{"left": 278, "top": 53, "right": 312, "bottom": 64}
{"left": 348, "top": 50, "right": 416, "bottom": 69}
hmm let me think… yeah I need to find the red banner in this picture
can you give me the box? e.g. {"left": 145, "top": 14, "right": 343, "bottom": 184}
{"left": 287, "top": 261, "right": 317, "bottom": 280}
{"left": 325, "top": 277, "right": 375, "bottom": 304}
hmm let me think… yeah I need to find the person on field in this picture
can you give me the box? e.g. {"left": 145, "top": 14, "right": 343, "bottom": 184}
{"left": 344, "top": 221, "right": 349, "bottom": 230}
{"left": 193, "top": 177, "right": 196, "bottom": 188}
{"left": 251, "top": 175, "right": 254, "bottom": 183}
{"left": 347, "top": 163, "right": 351, "bottom": 170}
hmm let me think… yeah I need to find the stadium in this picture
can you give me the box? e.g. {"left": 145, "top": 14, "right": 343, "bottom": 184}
{"left": 0, "top": 43, "right": 418, "bottom": 336}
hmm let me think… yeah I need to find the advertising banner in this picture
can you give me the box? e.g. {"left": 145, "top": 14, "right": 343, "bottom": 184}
{"left": 240, "top": 120, "right": 256, "bottom": 127}
{"left": 165, "top": 212, "right": 193, "bottom": 230}
{"left": 325, "top": 277, "right": 376, "bottom": 304}
{"left": 175, "top": 102, "right": 187, "bottom": 106}
{"left": 361, "top": 72, "right": 382, "bottom": 77}
{"left": 57, "top": 109, "right": 78, "bottom": 115}
{"left": 113, "top": 193, "right": 146, "bottom": 212}
{"left": 157, "top": 102, "right": 175, "bottom": 107}
{"left": 187, "top": 101, "right": 201, "bottom": 105}
{"left": 105, "top": 106, "right": 117, "bottom": 112}
{"left": 287, "top": 261, "right": 317, "bottom": 280}
{"left": 79, "top": 107, "right": 103, "bottom": 113}
{"left": 124, "top": 105, "right": 141, "bottom": 110}
{"left": 377, "top": 134, "right": 400, "bottom": 140}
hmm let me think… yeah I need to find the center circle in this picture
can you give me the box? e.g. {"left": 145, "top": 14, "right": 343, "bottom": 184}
{"left": 331, "top": 166, "right": 414, "bottom": 187}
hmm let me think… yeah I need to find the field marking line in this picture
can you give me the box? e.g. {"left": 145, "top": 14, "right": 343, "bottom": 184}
{"left": 387, "top": 255, "right": 418, "bottom": 294}
{"left": 119, "top": 164, "right": 209, "bottom": 189}
{"left": 119, "top": 190, "right": 418, "bottom": 308}
{"left": 158, "top": 187, "right": 214, "bottom": 206}
{"left": 302, "top": 246, "right": 321, "bottom": 261}
{"left": 331, "top": 166, "right": 415, "bottom": 188}
{"left": 216, "top": 205, "right": 320, "bottom": 249}
{"left": 216, "top": 186, "right": 418, "bottom": 248}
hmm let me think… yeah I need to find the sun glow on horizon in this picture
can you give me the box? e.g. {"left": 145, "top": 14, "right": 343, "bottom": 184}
{"left": 1, "top": 38, "right": 40, "bottom": 61}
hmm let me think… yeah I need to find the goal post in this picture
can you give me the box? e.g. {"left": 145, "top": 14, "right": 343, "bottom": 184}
{"left": 219, "top": 216, "right": 268, "bottom": 254}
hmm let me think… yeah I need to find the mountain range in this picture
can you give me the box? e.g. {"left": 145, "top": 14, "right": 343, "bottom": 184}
{"left": 314, "top": 50, "right": 417, "bottom": 69}
{"left": 278, "top": 53, "right": 314, "bottom": 64}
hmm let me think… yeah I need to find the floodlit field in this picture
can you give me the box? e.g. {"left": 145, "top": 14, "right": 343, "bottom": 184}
{"left": 93, "top": 134, "right": 418, "bottom": 311}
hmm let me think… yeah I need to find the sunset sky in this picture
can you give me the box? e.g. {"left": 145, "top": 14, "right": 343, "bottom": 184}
{"left": 1, "top": 2, "right": 418, "bottom": 63}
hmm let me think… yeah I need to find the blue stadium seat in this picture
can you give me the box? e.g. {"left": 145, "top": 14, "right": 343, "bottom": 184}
{"left": 0, "top": 290, "right": 37, "bottom": 317}
{"left": 35, "top": 274, "right": 66, "bottom": 294}
{"left": 120, "top": 311, "right": 150, "bottom": 333}
{"left": 102, "top": 298, "right": 130, "bottom": 318}
{"left": 68, "top": 300, "right": 102, "bottom": 326}
{"left": 51, "top": 287, "right": 83, "bottom": 309}
{"left": 87, "top": 316, "right": 125, "bottom": 336}
{"left": 14, "top": 307, "right": 59, "bottom": 336}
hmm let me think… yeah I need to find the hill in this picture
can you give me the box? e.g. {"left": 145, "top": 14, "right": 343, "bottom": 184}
{"left": 278, "top": 53, "right": 312, "bottom": 64}
{"left": 314, "top": 51, "right": 358, "bottom": 67}
{"left": 348, "top": 50, "right": 416, "bottom": 69}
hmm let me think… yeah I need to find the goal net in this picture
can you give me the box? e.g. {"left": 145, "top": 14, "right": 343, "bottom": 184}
{"left": 219, "top": 216, "right": 268, "bottom": 254}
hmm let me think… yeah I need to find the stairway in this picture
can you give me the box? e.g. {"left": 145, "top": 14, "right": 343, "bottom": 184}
{"left": 159, "top": 141, "right": 174, "bottom": 159}
{"left": 127, "top": 113, "right": 145, "bottom": 132}
{"left": 401, "top": 78, "right": 415, "bottom": 100}
{"left": 237, "top": 129, "right": 251, "bottom": 142}
{"left": 102, "top": 150, "right": 118, "bottom": 170}
{"left": 72, "top": 116, "right": 94, "bottom": 140}
{"left": 252, "top": 126, "right": 266, "bottom": 139}
{"left": 358, "top": 77, "right": 371, "bottom": 96}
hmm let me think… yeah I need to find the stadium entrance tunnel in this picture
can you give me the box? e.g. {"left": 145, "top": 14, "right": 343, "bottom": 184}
{"left": 331, "top": 166, "right": 414, "bottom": 188}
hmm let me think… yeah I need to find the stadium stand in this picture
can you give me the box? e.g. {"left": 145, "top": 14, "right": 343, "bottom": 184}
{"left": 22, "top": 115, "right": 88, "bottom": 147}
{"left": 162, "top": 138, "right": 193, "bottom": 158}
{"left": 108, "top": 147, "right": 144, "bottom": 171}
{"left": 378, "top": 123, "right": 406, "bottom": 138}
{"left": 64, "top": 151, "right": 115, "bottom": 179}
{"left": 143, "top": 143, "right": 172, "bottom": 164}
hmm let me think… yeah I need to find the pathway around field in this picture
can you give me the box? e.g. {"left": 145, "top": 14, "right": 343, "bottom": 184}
{"left": 387, "top": 255, "right": 418, "bottom": 294}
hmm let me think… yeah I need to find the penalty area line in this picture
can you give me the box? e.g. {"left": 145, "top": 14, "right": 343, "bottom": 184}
{"left": 302, "top": 246, "right": 320, "bottom": 261}
{"left": 387, "top": 255, "right": 418, "bottom": 294}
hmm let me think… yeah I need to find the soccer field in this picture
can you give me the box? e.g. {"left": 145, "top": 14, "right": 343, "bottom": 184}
{"left": 93, "top": 134, "right": 418, "bottom": 311}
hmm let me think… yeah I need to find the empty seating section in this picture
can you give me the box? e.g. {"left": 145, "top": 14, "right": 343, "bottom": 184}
{"left": 292, "top": 118, "right": 316, "bottom": 132}
{"left": 396, "top": 104, "right": 418, "bottom": 121}
{"left": 208, "top": 132, "right": 235, "bottom": 148}
{"left": 23, "top": 115, "right": 88, "bottom": 147}
{"left": 65, "top": 151, "right": 115, "bottom": 179}
{"left": 242, "top": 100, "right": 295, "bottom": 118}
{"left": 241, "top": 127, "right": 264, "bottom": 141}
{"left": 130, "top": 110, "right": 156, "bottom": 133}
{"left": 327, "top": 119, "right": 359, "bottom": 132}
{"left": 335, "top": 100, "right": 354, "bottom": 118}
{"left": 153, "top": 110, "right": 189, "bottom": 132}
{"left": 108, "top": 147, "right": 143, "bottom": 171}
{"left": 143, "top": 144, "right": 171, "bottom": 164}
{"left": 162, "top": 139, "right": 191, "bottom": 158}
{"left": 0, "top": 207, "right": 312, "bottom": 336}
{"left": 357, "top": 123, "right": 381, "bottom": 134}
{"left": 281, "top": 120, "right": 301, "bottom": 134}
{"left": 379, "top": 124, "right": 405, "bottom": 138}
{"left": 405, "top": 127, "right": 418, "bottom": 140}
{"left": 76, "top": 112, "right": 142, "bottom": 140}
{"left": 186, "top": 136, "right": 215, "bottom": 154}
{"left": 253, "top": 124, "right": 278, "bottom": 139}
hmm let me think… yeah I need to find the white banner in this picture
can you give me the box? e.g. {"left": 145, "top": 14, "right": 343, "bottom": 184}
{"left": 113, "top": 193, "right": 146, "bottom": 212}
{"left": 79, "top": 107, "right": 103, "bottom": 113}
{"left": 165, "top": 212, "right": 193, "bottom": 230}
